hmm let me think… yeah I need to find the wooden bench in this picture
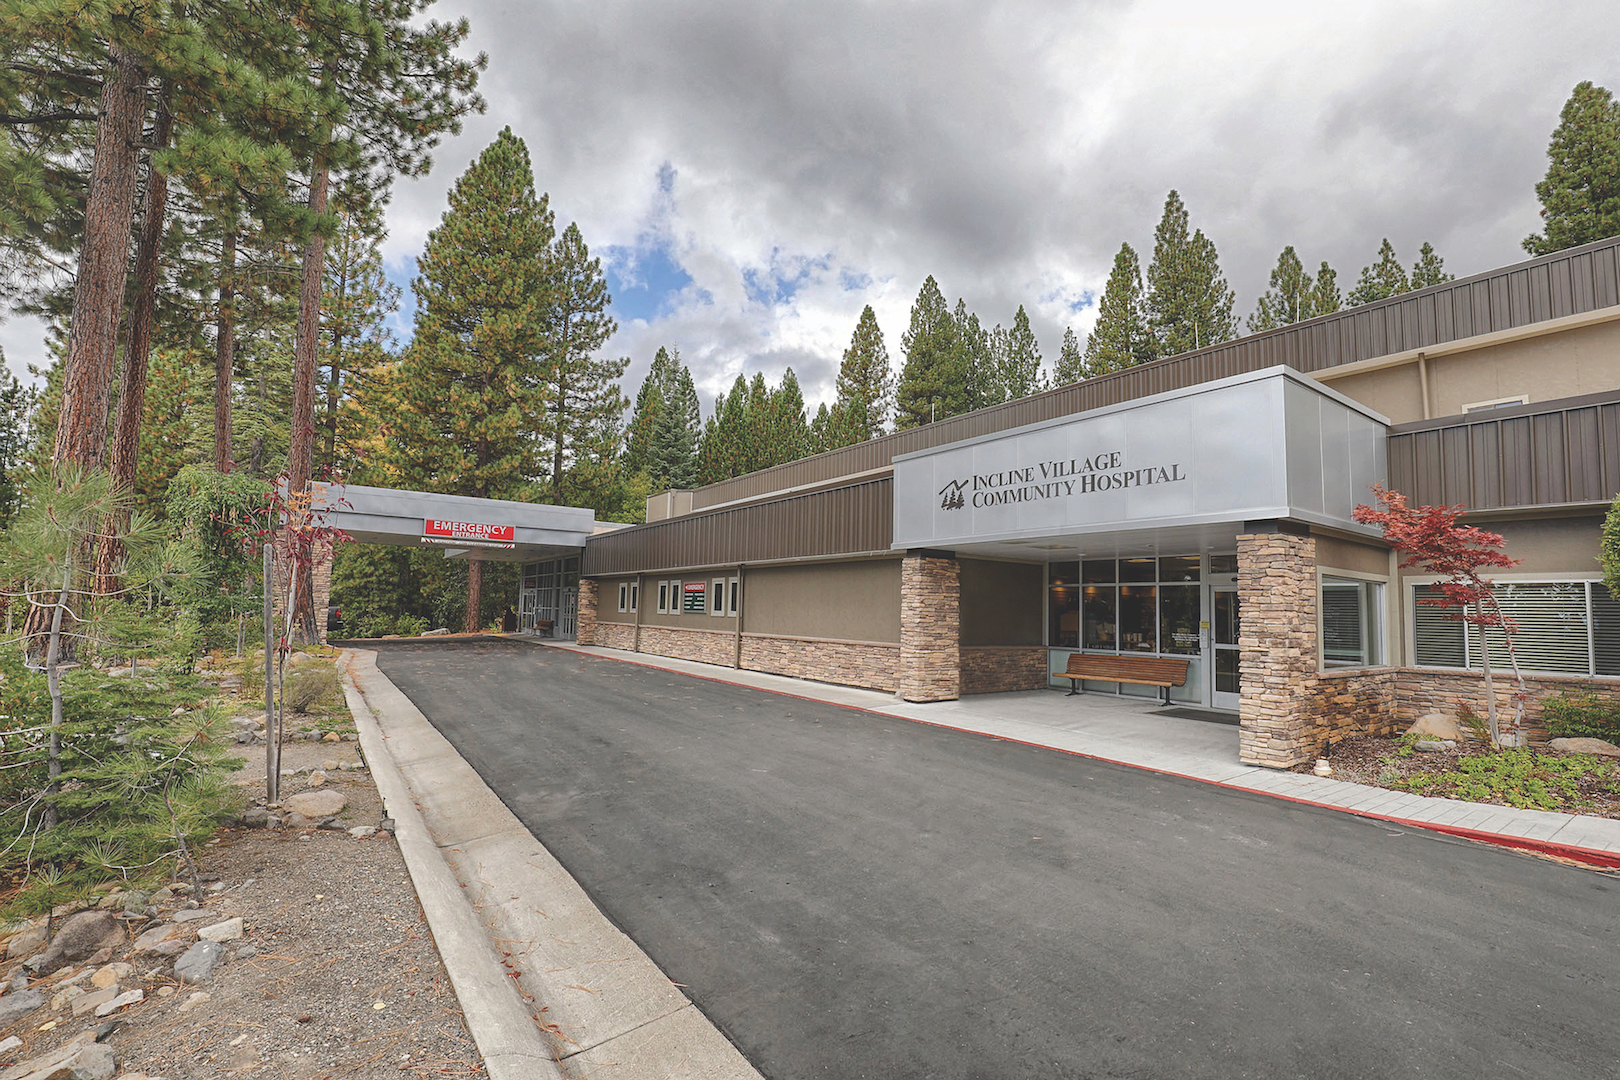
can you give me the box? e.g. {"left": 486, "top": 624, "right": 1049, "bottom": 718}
{"left": 535, "top": 619, "right": 554, "bottom": 638}
{"left": 1057, "top": 654, "right": 1190, "bottom": 705}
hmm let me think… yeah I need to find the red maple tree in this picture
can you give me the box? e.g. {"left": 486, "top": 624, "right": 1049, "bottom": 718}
{"left": 1352, "top": 484, "right": 1524, "bottom": 748}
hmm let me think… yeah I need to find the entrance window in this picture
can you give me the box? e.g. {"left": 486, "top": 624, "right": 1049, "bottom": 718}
{"left": 1160, "top": 584, "right": 1201, "bottom": 654}
{"left": 1048, "top": 563, "right": 1080, "bottom": 647}
{"left": 1119, "top": 586, "right": 1156, "bottom": 651}
{"left": 1082, "top": 586, "right": 1116, "bottom": 649}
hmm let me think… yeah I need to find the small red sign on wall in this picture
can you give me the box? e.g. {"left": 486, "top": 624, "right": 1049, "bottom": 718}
{"left": 424, "top": 519, "right": 516, "bottom": 542}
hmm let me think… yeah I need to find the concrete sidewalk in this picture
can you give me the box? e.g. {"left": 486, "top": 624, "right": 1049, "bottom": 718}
{"left": 339, "top": 649, "right": 762, "bottom": 1080}
{"left": 543, "top": 640, "right": 1620, "bottom": 870}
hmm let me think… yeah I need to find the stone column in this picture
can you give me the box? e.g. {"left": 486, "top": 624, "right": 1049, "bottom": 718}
{"left": 576, "top": 578, "right": 599, "bottom": 646}
{"left": 312, "top": 550, "right": 332, "bottom": 644}
{"left": 899, "top": 552, "right": 960, "bottom": 703}
{"left": 1237, "top": 532, "right": 1318, "bottom": 769}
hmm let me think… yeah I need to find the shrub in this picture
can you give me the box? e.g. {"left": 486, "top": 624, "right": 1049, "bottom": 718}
{"left": 285, "top": 663, "right": 343, "bottom": 715}
{"left": 1542, "top": 690, "right": 1620, "bottom": 742}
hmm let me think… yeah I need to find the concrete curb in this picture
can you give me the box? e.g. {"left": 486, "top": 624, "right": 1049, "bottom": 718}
{"left": 542, "top": 641, "right": 1620, "bottom": 871}
{"left": 338, "top": 651, "right": 567, "bottom": 1080}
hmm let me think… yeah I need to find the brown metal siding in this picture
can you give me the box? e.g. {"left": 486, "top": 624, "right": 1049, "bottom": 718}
{"left": 688, "top": 235, "right": 1620, "bottom": 511}
{"left": 583, "top": 477, "right": 894, "bottom": 576}
{"left": 1385, "top": 391, "right": 1620, "bottom": 513}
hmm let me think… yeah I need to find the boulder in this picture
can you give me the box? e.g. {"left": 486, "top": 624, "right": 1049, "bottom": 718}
{"left": 28, "top": 912, "right": 123, "bottom": 976}
{"left": 4, "top": 922, "right": 47, "bottom": 962}
{"left": 0, "top": 1032, "right": 113, "bottom": 1080}
{"left": 1548, "top": 736, "right": 1620, "bottom": 757}
{"left": 174, "top": 940, "right": 226, "bottom": 985}
{"left": 283, "top": 789, "right": 347, "bottom": 818}
{"left": 0, "top": 988, "right": 43, "bottom": 1026}
{"left": 1413, "top": 740, "right": 1455, "bottom": 753}
{"left": 130, "top": 924, "right": 190, "bottom": 956}
{"left": 1406, "top": 712, "right": 1464, "bottom": 741}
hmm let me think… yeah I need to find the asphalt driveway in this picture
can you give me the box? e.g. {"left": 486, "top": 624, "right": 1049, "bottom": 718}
{"left": 374, "top": 639, "right": 1619, "bottom": 1080}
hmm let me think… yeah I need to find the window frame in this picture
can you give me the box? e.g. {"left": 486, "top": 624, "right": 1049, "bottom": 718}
{"left": 617, "top": 583, "right": 628, "bottom": 613}
{"left": 656, "top": 580, "right": 670, "bottom": 615}
{"left": 727, "top": 576, "right": 740, "bottom": 616}
{"left": 629, "top": 583, "right": 639, "bottom": 613}
{"left": 1319, "top": 572, "right": 1384, "bottom": 669}
{"left": 1407, "top": 574, "right": 1610, "bottom": 676}
{"left": 710, "top": 577, "right": 726, "bottom": 616}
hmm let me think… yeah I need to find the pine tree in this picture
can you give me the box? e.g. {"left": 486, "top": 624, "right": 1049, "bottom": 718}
{"left": 1145, "top": 191, "right": 1237, "bottom": 356}
{"left": 766, "top": 368, "right": 810, "bottom": 466}
{"left": 954, "top": 299, "right": 994, "bottom": 409}
{"left": 1311, "top": 261, "right": 1342, "bottom": 316}
{"left": 895, "top": 276, "right": 968, "bottom": 428}
{"left": 1348, "top": 239, "right": 1410, "bottom": 306}
{"left": 539, "top": 222, "right": 628, "bottom": 503}
{"left": 1524, "top": 82, "right": 1620, "bottom": 256}
{"left": 1053, "top": 326, "right": 1084, "bottom": 385}
{"left": 995, "top": 305, "right": 1045, "bottom": 399}
{"left": 645, "top": 365, "right": 700, "bottom": 490}
{"left": 1248, "top": 246, "right": 1315, "bottom": 332}
{"left": 1084, "top": 243, "right": 1154, "bottom": 376}
{"left": 374, "top": 128, "right": 551, "bottom": 631}
{"left": 828, "top": 305, "right": 892, "bottom": 446}
{"left": 320, "top": 196, "right": 400, "bottom": 476}
{"left": 624, "top": 346, "right": 680, "bottom": 478}
{"left": 809, "top": 402, "right": 833, "bottom": 454}
{"left": 0, "top": 364, "right": 33, "bottom": 529}
{"left": 1410, "top": 242, "right": 1453, "bottom": 289}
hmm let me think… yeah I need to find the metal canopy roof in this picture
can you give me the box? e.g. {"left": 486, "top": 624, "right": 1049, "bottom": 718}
{"left": 309, "top": 482, "right": 600, "bottom": 563}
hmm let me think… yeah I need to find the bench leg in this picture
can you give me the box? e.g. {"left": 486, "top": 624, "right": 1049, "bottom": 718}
{"left": 1160, "top": 686, "right": 1172, "bottom": 706}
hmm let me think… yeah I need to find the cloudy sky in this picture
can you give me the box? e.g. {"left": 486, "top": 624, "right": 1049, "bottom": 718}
{"left": 4, "top": 0, "right": 1617, "bottom": 416}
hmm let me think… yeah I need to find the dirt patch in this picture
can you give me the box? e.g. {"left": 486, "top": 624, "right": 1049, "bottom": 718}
{"left": 0, "top": 666, "right": 486, "bottom": 1078}
{"left": 1302, "top": 735, "right": 1620, "bottom": 820}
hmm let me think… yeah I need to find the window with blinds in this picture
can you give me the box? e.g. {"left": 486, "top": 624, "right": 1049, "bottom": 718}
{"left": 1412, "top": 581, "right": 1616, "bottom": 676}
{"left": 1321, "top": 578, "right": 1379, "bottom": 667}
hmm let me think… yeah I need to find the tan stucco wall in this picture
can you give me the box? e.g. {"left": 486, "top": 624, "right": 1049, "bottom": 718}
{"left": 1322, "top": 318, "right": 1620, "bottom": 424}
{"left": 744, "top": 559, "right": 902, "bottom": 642}
{"left": 596, "top": 576, "right": 639, "bottom": 624}
{"left": 1390, "top": 515, "right": 1603, "bottom": 580}
{"left": 959, "top": 559, "right": 1044, "bottom": 646}
{"left": 1314, "top": 535, "right": 1390, "bottom": 577}
{"left": 636, "top": 570, "right": 737, "bottom": 630}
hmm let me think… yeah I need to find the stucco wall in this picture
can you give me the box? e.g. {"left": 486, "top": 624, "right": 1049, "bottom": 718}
{"left": 744, "top": 559, "right": 902, "bottom": 642}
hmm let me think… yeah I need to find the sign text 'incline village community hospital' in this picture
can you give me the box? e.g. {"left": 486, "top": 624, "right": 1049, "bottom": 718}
{"left": 940, "top": 452, "right": 1188, "bottom": 510}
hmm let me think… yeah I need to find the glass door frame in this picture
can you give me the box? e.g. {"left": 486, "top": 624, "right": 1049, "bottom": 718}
{"left": 1209, "top": 582, "right": 1241, "bottom": 711}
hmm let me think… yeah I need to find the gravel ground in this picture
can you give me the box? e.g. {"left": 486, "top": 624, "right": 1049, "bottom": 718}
{"left": 0, "top": 698, "right": 487, "bottom": 1078}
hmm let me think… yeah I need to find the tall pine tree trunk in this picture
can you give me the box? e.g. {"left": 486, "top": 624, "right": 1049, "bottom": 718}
{"left": 98, "top": 83, "right": 175, "bottom": 595}
{"left": 465, "top": 558, "right": 483, "bottom": 633}
{"left": 54, "top": 46, "right": 146, "bottom": 469}
{"left": 288, "top": 149, "right": 330, "bottom": 643}
{"left": 29, "top": 47, "right": 146, "bottom": 663}
{"left": 214, "top": 225, "right": 237, "bottom": 472}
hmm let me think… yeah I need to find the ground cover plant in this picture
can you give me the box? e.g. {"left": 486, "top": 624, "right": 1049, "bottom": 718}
{"left": 1311, "top": 734, "right": 1620, "bottom": 818}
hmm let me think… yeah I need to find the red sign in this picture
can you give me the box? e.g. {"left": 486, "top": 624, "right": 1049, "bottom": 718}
{"left": 424, "top": 519, "right": 515, "bottom": 542}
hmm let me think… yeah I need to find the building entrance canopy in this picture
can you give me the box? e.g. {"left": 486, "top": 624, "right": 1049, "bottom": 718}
{"left": 892, "top": 367, "right": 1390, "bottom": 559}
{"left": 309, "top": 482, "right": 599, "bottom": 562}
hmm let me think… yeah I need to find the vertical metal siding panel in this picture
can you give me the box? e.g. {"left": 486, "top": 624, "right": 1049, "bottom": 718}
{"left": 1433, "top": 285, "right": 1455, "bottom": 343}
{"left": 1470, "top": 424, "right": 1502, "bottom": 509}
{"left": 1397, "top": 297, "right": 1417, "bottom": 353}
{"left": 1500, "top": 418, "right": 1534, "bottom": 506}
{"left": 1531, "top": 414, "right": 1567, "bottom": 505}
{"left": 1412, "top": 431, "right": 1443, "bottom": 505}
{"left": 1441, "top": 427, "right": 1471, "bottom": 506}
{"left": 1598, "top": 245, "right": 1620, "bottom": 307}
{"left": 1488, "top": 275, "right": 1510, "bottom": 333}
{"left": 1572, "top": 252, "right": 1595, "bottom": 312}
{"left": 1603, "top": 404, "right": 1620, "bottom": 495}
{"left": 1528, "top": 264, "right": 1551, "bottom": 323}
{"left": 1566, "top": 407, "right": 1603, "bottom": 502}
{"left": 1508, "top": 269, "right": 1531, "bottom": 327}
{"left": 1448, "top": 285, "right": 1471, "bottom": 340}
{"left": 1472, "top": 280, "right": 1494, "bottom": 337}
{"left": 1416, "top": 293, "right": 1438, "bottom": 348}
{"left": 1549, "top": 257, "right": 1573, "bottom": 319}
{"left": 1389, "top": 435, "right": 1417, "bottom": 498}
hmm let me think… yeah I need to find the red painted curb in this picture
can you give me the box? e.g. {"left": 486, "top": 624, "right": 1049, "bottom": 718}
{"left": 548, "top": 643, "right": 1620, "bottom": 871}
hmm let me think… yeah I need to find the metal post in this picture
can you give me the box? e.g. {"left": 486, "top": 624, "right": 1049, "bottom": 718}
{"left": 263, "top": 543, "right": 277, "bottom": 803}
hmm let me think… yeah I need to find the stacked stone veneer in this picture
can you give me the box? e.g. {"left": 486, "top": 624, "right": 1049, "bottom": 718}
{"left": 593, "top": 620, "right": 636, "bottom": 651}
{"left": 898, "top": 555, "right": 960, "bottom": 702}
{"left": 961, "top": 646, "right": 1048, "bottom": 694}
{"left": 635, "top": 625, "right": 737, "bottom": 667}
{"left": 1396, "top": 669, "right": 1620, "bottom": 743}
{"left": 575, "top": 579, "right": 598, "bottom": 645}
{"left": 1237, "top": 533, "right": 1404, "bottom": 767}
{"left": 742, "top": 635, "right": 899, "bottom": 693}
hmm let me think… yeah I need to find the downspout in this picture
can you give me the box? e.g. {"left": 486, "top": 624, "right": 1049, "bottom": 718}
{"left": 1417, "top": 351, "right": 1432, "bottom": 420}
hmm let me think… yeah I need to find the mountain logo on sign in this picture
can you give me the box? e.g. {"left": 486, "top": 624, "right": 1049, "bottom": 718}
{"left": 938, "top": 478, "right": 968, "bottom": 510}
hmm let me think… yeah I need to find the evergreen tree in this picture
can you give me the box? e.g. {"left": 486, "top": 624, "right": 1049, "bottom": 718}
{"left": 954, "top": 299, "right": 994, "bottom": 409}
{"left": 374, "top": 128, "right": 551, "bottom": 630}
{"left": 0, "top": 364, "right": 34, "bottom": 529}
{"left": 1053, "top": 326, "right": 1084, "bottom": 385}
{"left": 320, "top": 196, "right": 400, "bottom": 476}
{"left": 623, "top": 346, "right": 680, "bottom": 478}
{"left": 1145, "top": 191, "right": 1237, "bottom": 356}
{"left": 1524, "top": 81, "right": 1620, "bottom": 256}
{"left": 1311, "top": 261, "right": 1342, "bottom": 316}
{"left": 994, "top": 305, "right": 1045, "bottom": 399}
{"left": 896, "top": 276, "right": 967, "bottom": 427}
{"left": 828, "top": 305, "right": 892, "bottom": 445}
{"left": 1084, "top": 243, "right": 1154, "bottom": 376}
{"left": 698, "top": 373, "right": 751, "bottom": 484}
{"left": 809, "top": 402, "right": 833, "bottom": 454}
{"left": 1248, "top": 246, "right": 1315, "bottom": 332}
{"left": 1348, "top": 239, "right": 1410, "bottom": 306}
{"left": 645, "top": 365, "right": 700, "bottom": 489}
{"left": 1410, "top": 242, "right": 1453, "bottom": 289}
{"left": 539, "top": 222, "right": 628, "bottom": 503}
{"left": 766, "top": 368, "right": 810, "bottom": 466}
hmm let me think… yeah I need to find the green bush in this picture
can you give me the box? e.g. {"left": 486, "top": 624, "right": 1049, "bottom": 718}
{"left": 1542, "top": 690, "right": 1620, "bottom": 742}
{"left": 285, "top": 663, "right": 343, "bottom": 714}
{"left": 1391, "top": 748, "right": 1618, "bottom": 812}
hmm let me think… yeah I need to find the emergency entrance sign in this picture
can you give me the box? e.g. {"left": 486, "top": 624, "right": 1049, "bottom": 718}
{"left": 423, "top": 519, "right": 516, "bottom": 542}
{"left": 682, "top": 581, "right": 707, "bottom": 613}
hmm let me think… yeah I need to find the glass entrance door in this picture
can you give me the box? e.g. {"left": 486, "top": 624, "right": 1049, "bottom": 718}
{"left": 1211, "top": 585, "right": 1241, "bottom": 711}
